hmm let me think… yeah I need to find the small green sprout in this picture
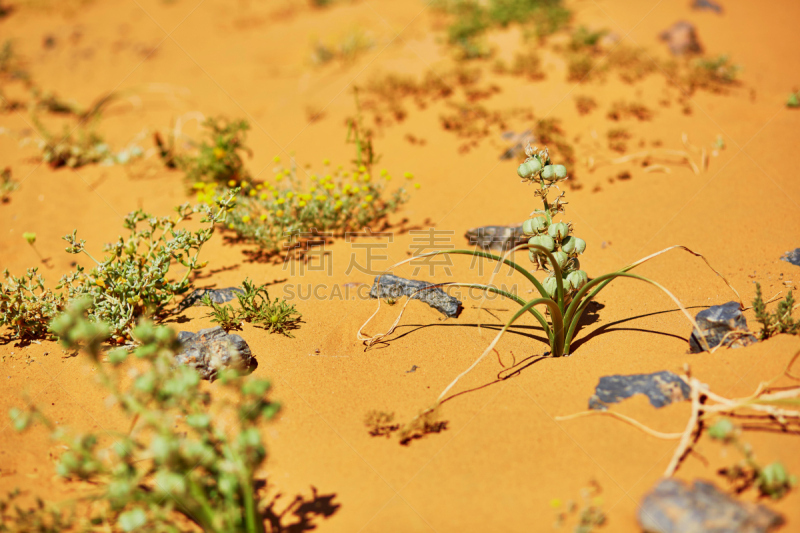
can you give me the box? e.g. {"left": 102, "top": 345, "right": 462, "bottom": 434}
{"left": 22, "top": 232, "right": 36, "bottom": 245}
{"left": 753, "top": 282, "right": 798, "bottom": 340}
{"left": 202, "top": 278, "right": 302, "bottom": 337}
{"left": 787, "top": 91, "right": 800, "bottom": 109}
{"left": 709, "top": 417, "right": 796, "bottom": 499}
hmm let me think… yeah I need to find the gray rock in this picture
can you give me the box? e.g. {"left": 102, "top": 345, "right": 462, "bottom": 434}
{"left": 369, "top": 274, "right": 462, "bottom": 318}
{"left": 175, "top": 326, "right": 253, "bottom": 380}
{"left": 638, "top": 478, "right": 783, "bottom": 533}
{"left": 178, "top": 287, "right": 245, "bottom": 311}
{"left": 780, "top": 248, "right": 800, "bottom": 267}
{"left": 465, "top": 225, "right": 526, "bottom": 252}
{"left": 692, "top": 0, "right": 723, "bottom": 13}
{"left": 589, "top": 371, "right": 690, "bottom": 411}
{"left": 659, "top": 21, "right": 703, "bottom": 56}
{"left": 689, "top": 301, "right": 757, "bottom": 353}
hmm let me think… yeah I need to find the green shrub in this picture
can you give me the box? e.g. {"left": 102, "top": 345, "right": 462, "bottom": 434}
{"left": 0, "top": 193, "right": 236, "bottom": 342}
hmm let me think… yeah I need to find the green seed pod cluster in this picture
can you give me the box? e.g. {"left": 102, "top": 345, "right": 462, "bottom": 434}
{"left": 518, "top": 147, "right": 588, "bottom": 299}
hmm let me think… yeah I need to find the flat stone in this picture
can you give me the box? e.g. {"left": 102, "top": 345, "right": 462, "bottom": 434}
{"left": 780, "top": 248, "right": 800, "bottom": 267}
{"left": 175, "top": 326, "right": 253, "bottom": 381}
{"left": 638, "top": 478, "right": 783, "bottom": 533}
{"left": 692, "top": 0, "right": 723, "bottom": 13}
{"left": 465, "top": 225, "right": 526, "bottom": 252}
{"left": 689, "top": 301, "right": 757, "bottom": 353}
{"left": 659, "top": 21, "right": 703, "bottom": 56}
{"left": 178, "top": 287, "right": 245, "bottom": 311}
{"left": 369, "top": 274, "right": 462, "bottom": 318}
{"left": 589, "top": 371, "right": 690, "bottom": 411}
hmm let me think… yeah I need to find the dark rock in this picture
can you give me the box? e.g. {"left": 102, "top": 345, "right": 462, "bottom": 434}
{"left": 689, "top": 301, "right": 757, "bottom": 353}
{"left": 659, "top": 21, "right": 703, "bottom": 56}
{"left": 780, "top": 248, "right": 800, "bottom": 267}
{"left": 369, "top": 274, "right": 462, "bottom": 318}
{"left": 638, "top": 478, "right": 784, "bottom": 533}
{"left": 691, "top": 0, "right": 723, "bottom": 13}
{"left": 176, "top": 326, "right": 253, "bottom": 380}
{"left": 589, "top": 371, "right": 690, "bottom": 411}
{"left": 465, "top": 225, "right": 526, "bottom": 252}
{"left": 178, "top": 287, "right": 245, "bottom": 311}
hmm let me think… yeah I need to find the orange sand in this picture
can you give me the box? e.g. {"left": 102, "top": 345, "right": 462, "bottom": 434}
{"left": 2, "top": 0, "right": 800, "bottom": 531}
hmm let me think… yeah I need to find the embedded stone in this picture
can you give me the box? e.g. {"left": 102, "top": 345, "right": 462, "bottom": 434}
{"left": 176, "top": 326, "right": 253, "bottom": 381}
{"left": 689, "top": 301, "right": 757, "bottom": 353}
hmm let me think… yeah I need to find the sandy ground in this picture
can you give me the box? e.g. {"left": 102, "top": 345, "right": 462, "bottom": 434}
{"left": 1, "top": 0, "right": 800, "bottom": 531}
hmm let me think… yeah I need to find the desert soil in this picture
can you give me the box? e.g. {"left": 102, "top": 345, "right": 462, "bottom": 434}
{"left": 1, "top": 0, "right": 800, "bottom": 531}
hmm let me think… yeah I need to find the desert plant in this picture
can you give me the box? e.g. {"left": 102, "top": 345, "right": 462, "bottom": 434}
{"left": 7, "top": 299, "right": 280, "bottom": 532}
{"left": 159, "top": 116, "right": 252, "bottom": 187}
{"left": 310, "top": 28, "right": 374, "bottom": 65}
{"left": 573, "top": 95, "right": 597, "bottom": 115}
{"left": 753, "top": 282, "right": 798, "bottom": 340}
{"left": 686, "top": 54, "right": 741, "bottom": 93}
{"left": 30, "top": 113, "right": 142, "bottom": 169}
{"left": 203, "top": 278, "right": 302, "bottom": 336}
{"left": 708, "top": 418, "right": 796, "bottom": 499}
{"left": 214, "top": 94, "right": 414, "bottom": 254}
{"left": 787, "top": 91, "right": 799, "bottom": 108}
{"left": 0, "top": 166, "right": 17, "bottom": 201}
{"left": 0, "top": 192, "right": 236, "bottom": 342}
{"left": 358, "top": 143, "right": 738, "bottom": 413}
{"left": 433, "top": 0, "right": 570, "bottom": 58}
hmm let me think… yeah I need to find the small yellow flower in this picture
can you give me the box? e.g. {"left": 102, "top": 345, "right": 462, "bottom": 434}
{"left": 310, "top": 187, "right": 317, "bottom": 193}
{"left": 95, "top": 278, "right": 106, "bottom": 288}
{"left": 315, "top": 195, "right": 326, "bottom": 201}
{"left": 273, "top": 191, "right": 279, "bottom": 198}
{"left": 360, "top": 202, "right": 367, "bottom": 209}
{"left": 273, "top": 155, "right": 281, "bottom": 163}
{"left": 192, "top": 182, "right": 205, "bottom": 190}
{"left": 260, "top": 193, "right": 268, "bottom": 200}
{"left": 260, "top": 214, "right": 268, "bottom": 221}
{"left": 365, "top": 195, "right": 374, "bottom": 202}
{"left": 549, "top": 499, "right": 561, "bottom": 509}
{"left": 380, "top": 169, "right": 388, "bottom": 176}
{"left": 276, "top": 198, "right": 285, "bottom": 205}
{"left": 268, "top": 184, "right": 275, "bottom": 190}
{"left": 298, "top": 201, "right": 306, "bottom": 207}
{"left": 213, "top": 147, "right": 226, "bottom": 159}
{"left": 248, "top": 189, "right": 256, "bottom": 197}
{"left": 404, "top": 172, "right": 413, "bottom": 180}
{"left": 256, "top": 183, "right": 263, "bottom": 190}
{"left": 242, "top": 215, "right": 251, "bottom": 223}
{"left": 358, "top": 165, "right": 366, "bottom": 172}
{"left": 323, "top": 158, "right": 330, "bottom": 165}
{"left": 351, "top": 186, "right": 359, "bottom": 194}
{"left": 324, "top": 183, "right": 335, "bottom": 190}
{"left": 343, "top": 183, "right": 351, "bottom": 191}
{"left": 228, "top": 180, "right": 237, "bottom": 187}
{"left": 414, "top": 183, "right": 421, "bottom": 189}
{"left": 286, "top": 192, "right": 294, "bottom": 199}
{"left": 276, "top": 209, "right": 284, "bottom": 217}
{"left": 275, "top": 175, "right": 283, "bottom": 182}
{"left": 334, "top": 200, "right": 343, "bottom": 210}
{"left": 333, "top": 192, "right": 340, "bottom": 199}
{"left": 228, "top": 223, "right": 234, "bottom": 229}
{"left": 302, "top": 194, "right": 312, "bottom": 201}
{"left": 385, "top": 175, "right": 392, "bottom": 181}
{"left": 310, "top": 175, "right": 318, "bottom": 181}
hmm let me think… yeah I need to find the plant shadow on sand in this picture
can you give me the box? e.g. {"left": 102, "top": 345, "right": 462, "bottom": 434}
{"left": 261, "top": 484, "right": 341, "bottom": 533}
{"left": 235, "top": 217, "right": 434, "bottom": 265}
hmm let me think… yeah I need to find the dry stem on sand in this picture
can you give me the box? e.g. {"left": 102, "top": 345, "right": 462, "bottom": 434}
{"left": 556, "top": 351, "right": 800, "bottom": 477}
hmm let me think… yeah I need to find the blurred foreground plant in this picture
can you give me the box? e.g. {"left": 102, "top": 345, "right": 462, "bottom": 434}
{"left": 6, "top": 299, "right": 280, "bottom": 532}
